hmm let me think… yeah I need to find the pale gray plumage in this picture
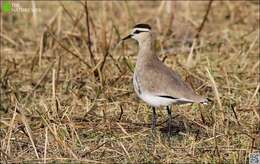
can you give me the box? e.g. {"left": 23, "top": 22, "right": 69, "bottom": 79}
{"left": 134, "top": 34, "right": 206, "bottom": 105}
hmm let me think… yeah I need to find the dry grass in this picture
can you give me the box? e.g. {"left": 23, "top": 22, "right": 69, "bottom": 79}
{"left": 0, "top": 1, "right": 259, "bottom": 163}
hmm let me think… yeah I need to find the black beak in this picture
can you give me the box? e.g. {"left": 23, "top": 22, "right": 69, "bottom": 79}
{"left": 122, "top": 34, "right": 133, "bottom": 41}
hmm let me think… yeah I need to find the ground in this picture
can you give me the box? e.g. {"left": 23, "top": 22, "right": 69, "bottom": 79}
{"left": 0, "top": 1, "right": 259, "bottom": 163}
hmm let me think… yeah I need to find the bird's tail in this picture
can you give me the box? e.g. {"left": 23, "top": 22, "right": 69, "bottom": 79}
{"left": 200, "top": 98, "right": 212, "bottom": 105}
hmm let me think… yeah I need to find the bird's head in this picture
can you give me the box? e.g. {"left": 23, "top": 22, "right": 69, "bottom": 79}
{"left": 122, "top": 24, "right": 152, "bottom": 43}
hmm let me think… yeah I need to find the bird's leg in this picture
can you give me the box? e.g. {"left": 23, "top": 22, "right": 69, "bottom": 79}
{"left": 166, "top": 106, "right": 172, "bottom": 137}
{"left": 151, "top": 107, "right": 157, "bottom": 135}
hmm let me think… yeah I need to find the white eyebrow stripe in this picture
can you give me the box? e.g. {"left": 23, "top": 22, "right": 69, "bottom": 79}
{"left": 133, "top": 28, "right": 151, "bottom": 32}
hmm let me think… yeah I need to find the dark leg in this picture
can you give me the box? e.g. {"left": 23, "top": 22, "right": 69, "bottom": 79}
{"left": 166, "top": 106, "right": 172, "bottom": 137}
{"left": 151, "top": 107, "right": 157, "bottom": 134}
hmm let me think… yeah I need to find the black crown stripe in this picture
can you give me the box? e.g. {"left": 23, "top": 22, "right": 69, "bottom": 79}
{"left": 133, "top": 24, "right": 151, "bottom": 30}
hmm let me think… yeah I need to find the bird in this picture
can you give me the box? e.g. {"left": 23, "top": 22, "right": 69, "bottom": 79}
{"left": 122, "top": 23, "right": 208, "bottom": 136}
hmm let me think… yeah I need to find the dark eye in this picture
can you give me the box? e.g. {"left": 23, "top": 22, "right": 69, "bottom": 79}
{"left": 134, "top": 30, "right": 142, "bottom": 34}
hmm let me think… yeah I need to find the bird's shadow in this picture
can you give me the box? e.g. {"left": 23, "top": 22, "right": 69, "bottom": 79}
{"left": 158, "top": 115, "right": 208, "bottom": 139}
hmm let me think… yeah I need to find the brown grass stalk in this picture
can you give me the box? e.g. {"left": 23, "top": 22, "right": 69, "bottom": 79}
{"left": 206, "top": 67, "right": 225, "bottom": 121}
{"left": 84, "top": 1, "right": 96, "bottom": 66}
{"left": 195, "top": 0, "right": 214, "bottom": 38}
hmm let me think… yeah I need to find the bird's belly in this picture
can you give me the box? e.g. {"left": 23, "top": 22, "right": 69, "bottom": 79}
{"left": 138, "top": 92, "right": 175, "bottom": 107}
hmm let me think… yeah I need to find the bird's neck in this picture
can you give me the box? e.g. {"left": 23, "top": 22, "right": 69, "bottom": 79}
{"left": 136, "top": 37, "right": 157, "bottom": 68}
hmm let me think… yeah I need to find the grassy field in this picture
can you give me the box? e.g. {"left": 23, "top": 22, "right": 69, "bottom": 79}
{"left": 0, "top": 1, "right": 259, "bottom": 163}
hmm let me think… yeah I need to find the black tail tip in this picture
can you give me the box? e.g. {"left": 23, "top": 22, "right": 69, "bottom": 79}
{"left": 200, "top": 98, "right": 212, "bottom": 105}
{"left": 206, "top": 98, "right": 213, "bottom": 102}
{"left": 201, "top": 98, "right": 213, "bottom": 105}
